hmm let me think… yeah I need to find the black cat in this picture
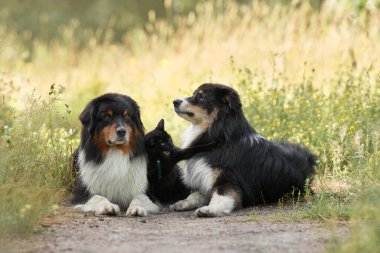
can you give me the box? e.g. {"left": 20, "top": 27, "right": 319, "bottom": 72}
{"left": 145, "top": 119, "right": 215, "bottom": 204}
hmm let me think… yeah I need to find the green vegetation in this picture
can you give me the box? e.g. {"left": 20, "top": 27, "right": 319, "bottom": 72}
{"left": 0, "top": 85, "right": 77, "bottom": 234}
{"left": 0, "top": 1, "right": 379, "bottom": 251}
{"left": 0, "top": 0, "right": 335, "bottom": 48}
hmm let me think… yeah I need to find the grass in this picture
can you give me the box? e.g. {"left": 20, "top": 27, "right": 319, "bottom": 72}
{"left": 0, "top": 1, "right": 379, "bottom": 251}
{"left": 0, "top": 84, "right": 77, "bottom": 234}
{"left": 244, "top": 192, "right": 353, "bottom": 223}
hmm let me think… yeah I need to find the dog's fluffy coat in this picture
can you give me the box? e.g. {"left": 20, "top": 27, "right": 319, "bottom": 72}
{"left": 171, "top": 83, "right": 317, "bottom": 217}
{"left": 71, "top": 93, "right": 159, "bottom": 216}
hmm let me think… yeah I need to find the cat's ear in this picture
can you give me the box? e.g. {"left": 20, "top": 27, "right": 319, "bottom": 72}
{"left": 156, "top": 119, "right": 164, "bottom": 130}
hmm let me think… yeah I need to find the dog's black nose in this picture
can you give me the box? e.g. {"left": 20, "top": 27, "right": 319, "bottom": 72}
{"left": 173, "top": 99, "right": 182, "bottom": 108}
{"left": 116, "top": 127, "right": 127, "bottom": 137}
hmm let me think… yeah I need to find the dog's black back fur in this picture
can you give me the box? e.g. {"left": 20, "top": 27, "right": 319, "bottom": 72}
{"left": 71, "top": 149, "right": 91, "bottom": 204}
{"left": 186, "top": 84, "right": 317, "bottom": 206}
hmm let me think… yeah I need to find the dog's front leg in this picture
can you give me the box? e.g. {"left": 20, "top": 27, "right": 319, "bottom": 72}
{"left": 126, "top": 194, "right": 160, "bottom": 217}
{"left": 74, "top": 195, "right": 120, "bottom": 215}
{"left": 170, "top": 191, "right": 209, "bottom": 211}
{"left": 195, "top": 187, "right": 242, "bottom": 217}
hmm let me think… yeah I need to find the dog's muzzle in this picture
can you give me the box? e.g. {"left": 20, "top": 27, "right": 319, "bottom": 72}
{"left": 107, "top": 125, "right": 129, "bottom": 145}
{"left": 173, "top": 99, "right": 194, "bottom": 117}
{"left": 173, "top": 99, "right": 182, "bottom": 108}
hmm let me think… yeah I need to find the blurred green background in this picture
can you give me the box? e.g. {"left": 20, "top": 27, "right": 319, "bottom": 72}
{"left": 0, "top": 0, "right": 303, "bottom": 43}
{"left": 0, "top": 0, "right": 364, "bottom": 51}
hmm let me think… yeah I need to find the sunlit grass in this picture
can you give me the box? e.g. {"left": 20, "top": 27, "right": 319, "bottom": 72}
{"left": 0, "top": 85, "right": 77, "bottom": 234}
{"left": 1, "top": 1, "right": 380, "bottom": 132}
{"left": 328, "top": 154, "right": 380, "bottom": 252}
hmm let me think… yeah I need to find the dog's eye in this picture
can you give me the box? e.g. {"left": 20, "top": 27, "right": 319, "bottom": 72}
{"left": 197, "top": 95, "right": 205, "bottom": 102}
{"left": 160, "top": 141, "right": 165, "bottom": 147}
{"left": 104, "top": 110, "right": 113, "bottom": 119}
{"left": 123, "top": 110, "right": 130, "bottom": 119}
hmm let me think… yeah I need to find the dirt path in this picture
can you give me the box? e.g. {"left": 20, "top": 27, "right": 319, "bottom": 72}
{"left": 5, "top": 205, "right": 347, "bottom": 253}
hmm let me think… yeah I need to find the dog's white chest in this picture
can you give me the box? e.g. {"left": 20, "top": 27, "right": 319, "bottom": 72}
{"left": 180, "top": 125, "right": 214, "bottom": 195}
{"left": 181, "top": 158, "right": 215, "bottom": 195}
{"left": 78, "top": 149, "right": 147, "bottom": 208}
{"left": 181, "top": 125, "right": 205, "bottom": 148}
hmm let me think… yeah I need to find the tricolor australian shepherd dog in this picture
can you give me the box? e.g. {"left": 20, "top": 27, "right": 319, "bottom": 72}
{"left": 170, "top": 83, "right": 317, "bottom": 217}
{"left": 71, "top": 93, "right": 159, "bottom": 216}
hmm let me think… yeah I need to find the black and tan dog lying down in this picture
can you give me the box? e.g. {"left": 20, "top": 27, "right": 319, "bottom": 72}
{"left": 71, "top": 84, "right": 316, "bottom": 217}
{"left": 167, "top": 83, "right": 317, "bottom": 217}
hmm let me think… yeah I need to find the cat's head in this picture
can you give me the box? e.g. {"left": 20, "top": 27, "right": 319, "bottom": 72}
{"left": 144, "top": 119, "right": 174, "bottom": 156}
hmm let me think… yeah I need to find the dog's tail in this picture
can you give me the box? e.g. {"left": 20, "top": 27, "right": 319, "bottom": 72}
{"left": 275, "top": 141, "right": 317, "bottom": 182}
{"left": 297, "top": 147, "right": 317, "bottom": 194}
{"left": 295, "top": 145, "right": 317, "bottom": 179}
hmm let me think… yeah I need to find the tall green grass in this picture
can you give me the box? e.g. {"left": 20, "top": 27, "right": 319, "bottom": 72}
{"left": 0, "top": 84, "right": 78, "bottom": 234}
{"left": 328, "top": 156, "right": 380, "bottom": 252}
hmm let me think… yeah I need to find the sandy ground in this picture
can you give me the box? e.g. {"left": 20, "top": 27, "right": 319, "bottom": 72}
{"left": 3, "top": 205, "right": 348, "bottom": 253}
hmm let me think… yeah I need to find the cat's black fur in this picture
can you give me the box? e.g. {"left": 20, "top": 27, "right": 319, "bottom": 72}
{"left": 145, "top": 119, "right": 214, "bottom": 204}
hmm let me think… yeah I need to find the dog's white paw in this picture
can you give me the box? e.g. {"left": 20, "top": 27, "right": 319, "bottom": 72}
{"left": 95, "top": 202, "right": 120, "bottom": 215}
{"left": 126, "top": 206, "right": 147, "bottom": 217}
{"left": 195, "top": 206, "right": 229, "bottom": 217}
{"left": 170, "top": 200, "right": 193, "bottom": 211}
{"left": 74, "top": 195, "right": 120, "bottom": 215}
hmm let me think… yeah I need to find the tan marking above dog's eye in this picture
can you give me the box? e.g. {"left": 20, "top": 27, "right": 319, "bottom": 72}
{"left": 106, "top": 110, "right": 113, "bottom": 117}
{"left": 123, "top": 110, "right": 129, "bottom": 118}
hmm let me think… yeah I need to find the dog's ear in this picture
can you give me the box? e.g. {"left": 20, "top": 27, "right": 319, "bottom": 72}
{"left": 217, "top": 86, "right": 242, "bottom": 112}
{"left": 79, "top": 103, "right": 95, "bottom": 133}
{"left": 156, "top": 119, "right": 165, "bottom": 131}
{"left": 134, "top": 104, "right": 144, "bottom": 134}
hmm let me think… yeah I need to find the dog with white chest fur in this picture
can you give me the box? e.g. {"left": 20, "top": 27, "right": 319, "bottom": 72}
{"left": 71, "top": 93, "right": 159, "bottom": 217}
{"left": 170, "top": 83, "right": 317, "bottom": 217}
